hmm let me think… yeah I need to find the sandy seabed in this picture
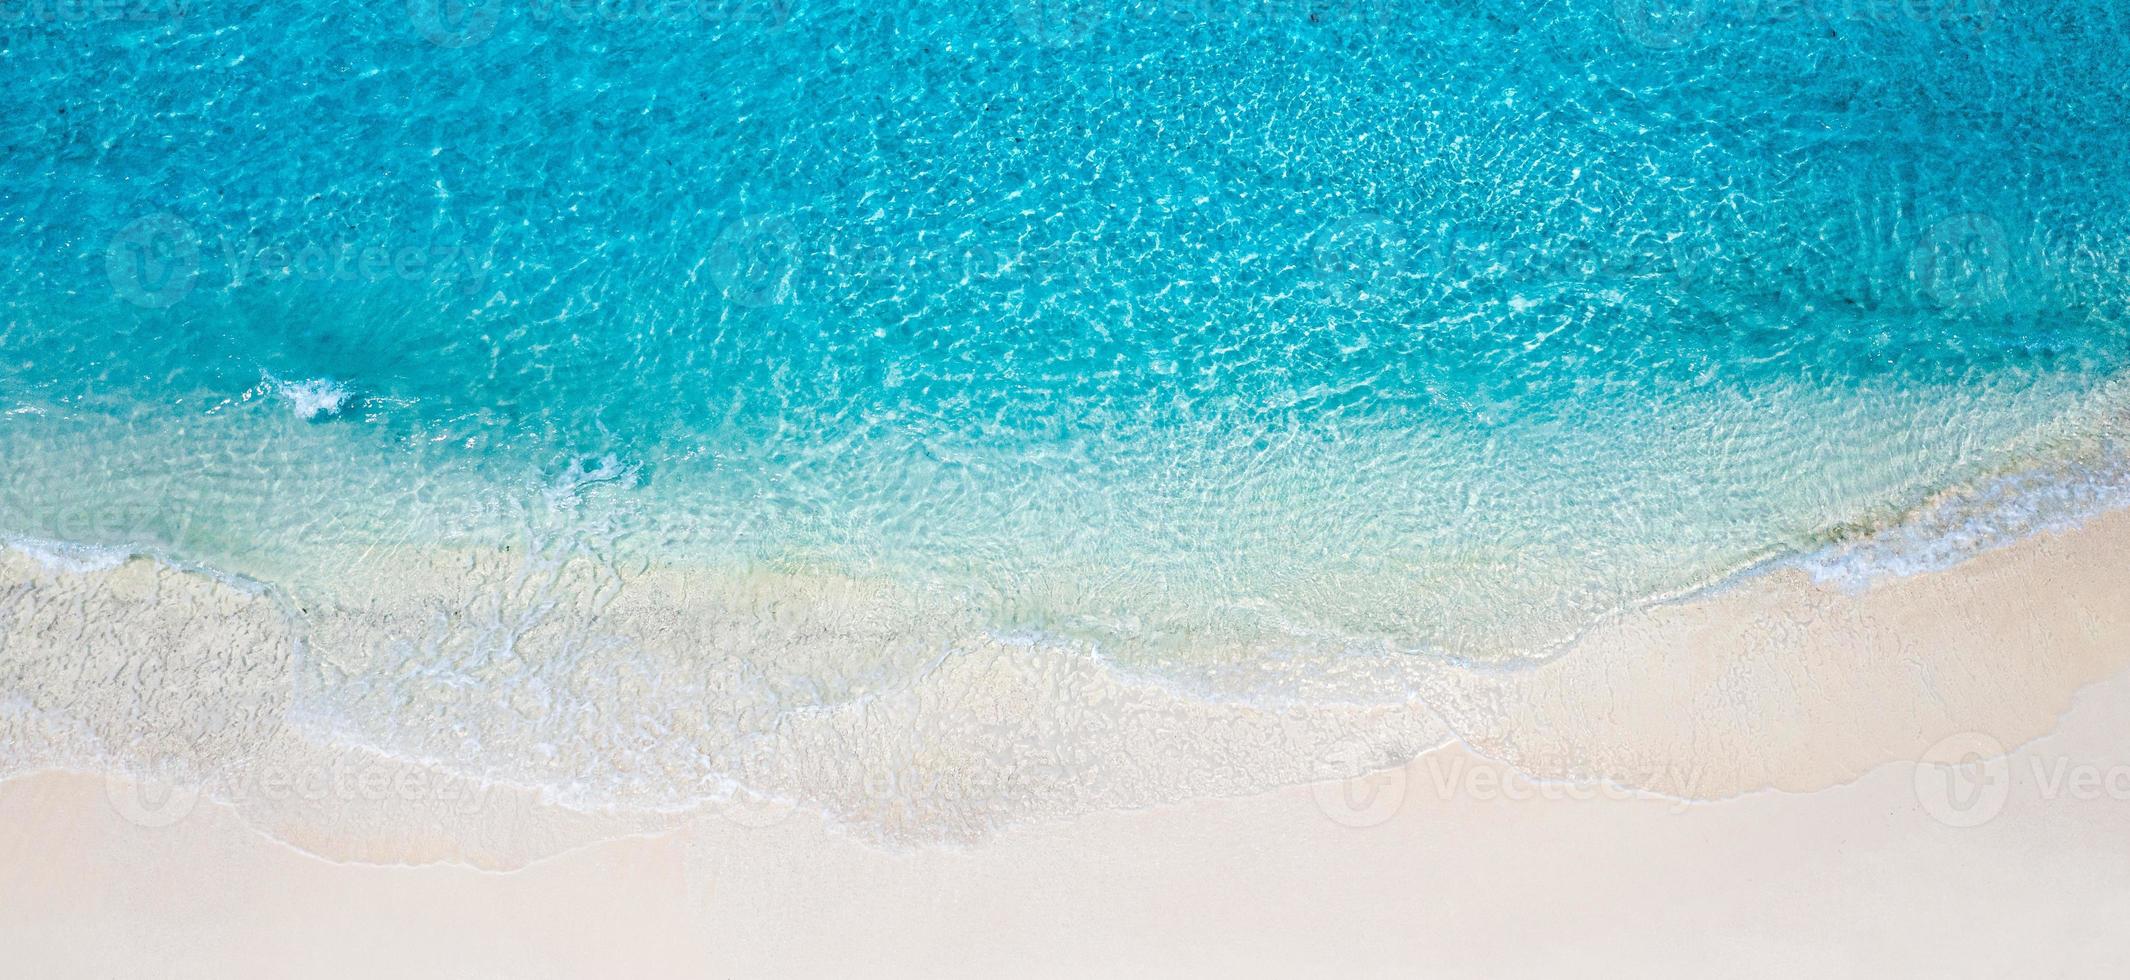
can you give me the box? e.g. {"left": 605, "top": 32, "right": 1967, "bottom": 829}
{"left": 3, "top": 508, "right": 2129, "bottom": 977}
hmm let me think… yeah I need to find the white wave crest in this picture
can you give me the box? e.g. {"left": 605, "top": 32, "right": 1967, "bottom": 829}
{"left": 266, "top": 374, "right": 351, "bottom": 420}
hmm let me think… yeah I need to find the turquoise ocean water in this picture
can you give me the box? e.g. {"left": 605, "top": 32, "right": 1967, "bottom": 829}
{"left": 5, "top": 1, "right": 2129, "bottom": 691}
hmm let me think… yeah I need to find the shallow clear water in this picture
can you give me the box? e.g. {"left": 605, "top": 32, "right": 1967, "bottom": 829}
{"left": 5, "top": 0, "right": 2130, "bottom": 671}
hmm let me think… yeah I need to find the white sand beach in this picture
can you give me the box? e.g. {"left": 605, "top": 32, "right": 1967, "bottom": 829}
{"left": 3, "top": 504, "right": 2127, "bottom": 976}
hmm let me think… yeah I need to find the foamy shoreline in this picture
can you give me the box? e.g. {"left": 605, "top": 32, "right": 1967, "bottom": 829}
{"left": 8, "top": 662, "right": 2130, "bottom": 976}
{"left": 4, "top": 482, "right": 2129, "bottom": 856}
{"left": 4, "top": 478, "right": 2130, "bottom": 973}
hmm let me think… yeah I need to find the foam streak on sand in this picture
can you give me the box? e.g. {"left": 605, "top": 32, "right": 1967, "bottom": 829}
{"left": 4, "top": 472, "right": 2128, "bottom": 865}
{"left": 3, "top": 511, "right": 2130, "bottom": 976}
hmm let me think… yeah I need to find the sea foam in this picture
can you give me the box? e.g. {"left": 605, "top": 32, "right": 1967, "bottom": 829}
{"left": 267, "top": 375, "right": 351, "bottom": 421}
{"left": 1800, "top": 452, "right": 2130, "bottom": 590}
{"left": 4, "top": 536, "right": 130, "bottom": 575}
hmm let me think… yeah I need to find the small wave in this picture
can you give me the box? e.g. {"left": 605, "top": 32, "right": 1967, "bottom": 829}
{"left": 542, "top": 453, "right": 640, "bottom": 508}
{"left": 4, "top": 536, "right": 130, "bottom": 575}
{"left": 1798, "top": 451, "right": 2130, "bottom": 590}
{"left": 265, "top": 374, "right": 351, "bottom": 420}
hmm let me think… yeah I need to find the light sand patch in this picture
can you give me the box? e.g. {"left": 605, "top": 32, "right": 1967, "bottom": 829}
{"left": 1411, "top": 506, "right": 2130, "bottom": 798}
{"left": 4, "top": 665, "right": 2127, "bottom": 977}
{"left": 3, "top": 504, "right": 2127, "bottom": 867}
